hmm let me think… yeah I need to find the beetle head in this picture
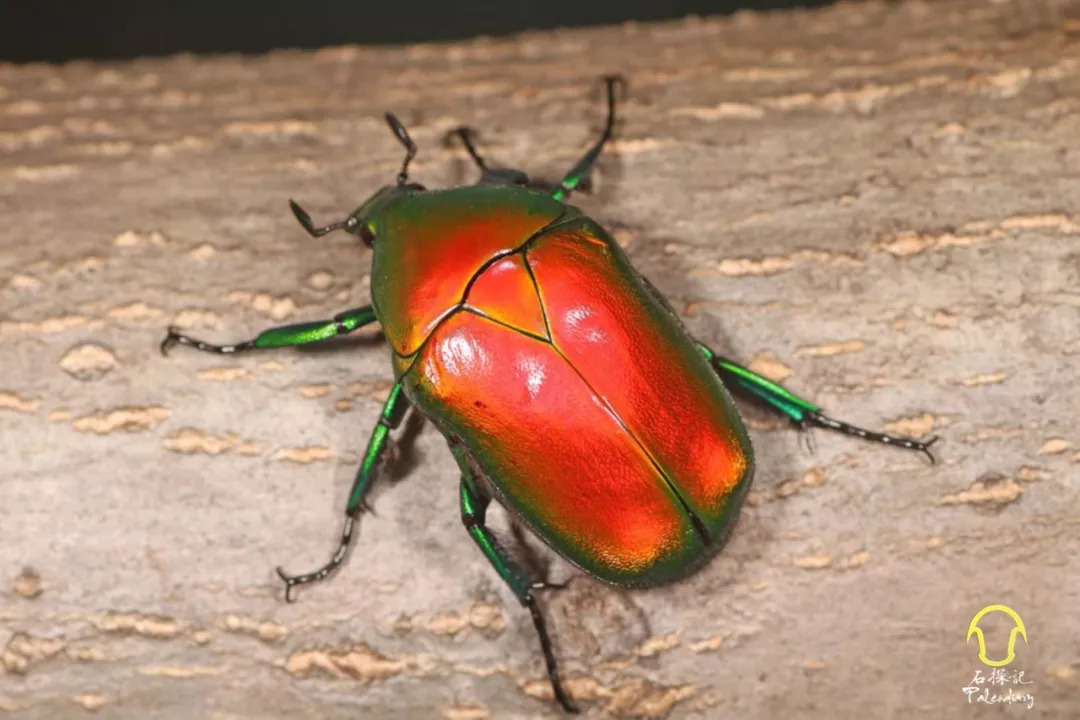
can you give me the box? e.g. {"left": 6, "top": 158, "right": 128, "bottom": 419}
{"left": 287, "top": 112, "right": 426, "bottom": 247}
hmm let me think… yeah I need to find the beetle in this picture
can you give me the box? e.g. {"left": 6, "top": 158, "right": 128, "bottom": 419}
{"left": 160, "top": 77, "right": 937, "bottom": 713}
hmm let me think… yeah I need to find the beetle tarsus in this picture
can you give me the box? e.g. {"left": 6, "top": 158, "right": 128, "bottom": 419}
{"left": 275, "top": 567, "right": 299, "bottom": 603}
{"left": 525, "top": 593, "right": 579, "bottom": 714}
{"left": 159, "top": 327, "right": 254, "bottom": 356}
{"left": 384, "top": 112, "right": 418, "bottom": 187}
{"left": 444, "top": 125, "right": 535, "bottom": 187}
{"left": 289, "top": 199, "right": 316, "bottom": 234}
{"left": 274, "top": 514, "right": 357, "bottom": 601}
{"left": 289, "top": 199, "right": 354, "bottom": 237}
{"left": 445, "top": 126, "right": 487, "bottom": 170}
{"left": 275, "top": 562, "right": 331, "bottom": 603}
{"left": 159, "top": 326, "right": 180, "bottom": 356}
{"left": 919, "top": 435, "right": 941, "bottom": 465}
{"left": 803, "top": 410, "right": 940, "bottom": 464}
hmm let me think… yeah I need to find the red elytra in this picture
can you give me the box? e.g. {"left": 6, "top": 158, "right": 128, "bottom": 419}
{"left": 372, "top": 186, "right": 754, "bottom": 585}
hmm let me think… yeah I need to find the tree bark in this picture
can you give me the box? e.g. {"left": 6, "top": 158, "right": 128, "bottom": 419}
{"left": 2, "top": 0, "right": 1078, "bottom": 717}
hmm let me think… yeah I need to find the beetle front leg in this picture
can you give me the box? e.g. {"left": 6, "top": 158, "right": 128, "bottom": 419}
{"left": 453, "top": 446, "right": 579, "bottom": 714}
{"left": 552, "top": 75, "right": 624, "bottom": 202}
{"left": 444, "top": 127, "right": 494, "bottom": 177}
{"left": 444, "top": 126, "right": 536, "bottom": 187}
{"left": 697, "top": 343, "right": 939, "bottom": 462}
{"left": 275, "top": 383, "right": 409, "bottom": 601}
{"left": 159, "top": 305, "right": 378, "bottom": 356}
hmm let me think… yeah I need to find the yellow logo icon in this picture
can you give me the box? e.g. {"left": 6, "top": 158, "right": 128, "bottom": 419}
{"left": 967, "top": 605, "right": 1027, "bottom": 667}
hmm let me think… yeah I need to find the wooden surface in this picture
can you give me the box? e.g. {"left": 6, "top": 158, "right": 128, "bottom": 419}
{"left": 2, "top": 0, "right": 1079, "bottom": 717}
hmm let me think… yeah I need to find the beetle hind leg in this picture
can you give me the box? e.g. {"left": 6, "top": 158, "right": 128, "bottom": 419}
{"left": 275, "top": 383, "right": 410, "bottom": 601}
{"left": 697, "top": 344, "right": 940, "bottom": 463}
{"left": 552, "top": 75, "right": 625, "bottom": 202}
{"left": 453, "top": 445, "right": 579, "bottom": 714}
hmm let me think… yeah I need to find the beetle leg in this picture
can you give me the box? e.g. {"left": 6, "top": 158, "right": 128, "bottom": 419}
{"left": 552, "top": 75, "right": 625, "bottom": 202}
{"left": 697, "top": 344, "right": 940, "bottom": 463}
{"left": 159, "top": 306, "right": 378, "bottom": 356}
{"left": 453, "top": 448, "right": 579, "bottom": 714}
{"left": 288, "top": 199, "right": 359, "bottom": 237}
{"left": 444, "top": 126, "right": 535, "bottom": 187}
{"left": 445, "top": 126, "right": 489, "bottom": 172}
{"left": 275, "top": 383, "right": 410, "bottom": 601}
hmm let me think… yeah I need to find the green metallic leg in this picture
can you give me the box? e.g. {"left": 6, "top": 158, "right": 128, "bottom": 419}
{"left": 452, "top": 444, "right": 578, "bottom": 714}
{"left": 276, "top": 383, "right": 410, "bottom": 601}
{"left": 552, "top": 75, "right": 624, "bottom": 202}
{"left": 697, "top": 344, "right": 939, "bottom": 462}
{"left": 159, "top": 306, "right": 378, "bottom": 356}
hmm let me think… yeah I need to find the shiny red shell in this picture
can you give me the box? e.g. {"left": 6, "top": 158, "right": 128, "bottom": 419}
{"left": 371, "top": 185, "right": 754, "bottom": 586}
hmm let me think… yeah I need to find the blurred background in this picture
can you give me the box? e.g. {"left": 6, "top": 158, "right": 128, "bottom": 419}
{"left": 2, "top": 0, "right": 832, "bottom": 62}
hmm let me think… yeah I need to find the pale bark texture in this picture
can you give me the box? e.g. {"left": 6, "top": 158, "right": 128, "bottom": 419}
{"left": 2, "top": 0, "right": 1079, "bottom": 717}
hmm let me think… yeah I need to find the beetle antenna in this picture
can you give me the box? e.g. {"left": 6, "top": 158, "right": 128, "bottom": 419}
{"left": 385, "top": 112, "right": 417, "bottom": 186}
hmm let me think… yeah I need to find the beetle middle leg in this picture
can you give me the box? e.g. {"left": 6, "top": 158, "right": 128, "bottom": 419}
{"left": 552, "top": 75, "right": 625, "bottom": 202}
{"left": 452, "top": 444, "right": 579, "bottom": 714}
{"left": 697, "top": 343, "right": 940, "bottom": 462}
{"left": 276, "top": 383, "right": 410, "bottom": 601}
{"left": 159, "top": 306, "right": 378, "bottom": 356}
